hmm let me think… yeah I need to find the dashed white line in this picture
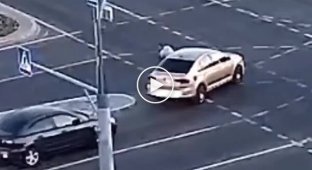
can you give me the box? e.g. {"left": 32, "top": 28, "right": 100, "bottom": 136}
{"left": 267, "top": 70, "right": 277, "bottom": 75}
{"left": 172, "top": 31, "right": 182, "bottom": 36}
{"left": 117, "top": 53, "right": 133, "bottom": 57}
{"left": 181, "top": 6, "right": 195, "bottom": 11}
{"left": 280, "top": 19, "right": 292, "bottom": 23}
{"left": 247, "top": 12, "right": 259, "bottom": 18}
{"left": 260, "top": 126, "right": 273, "bottom": 132}
{"left": 147, "top": 20, "right": 157, "bottom": 25}
{"left": 202, "top": 2, "right": 215, "bottom": 7}
{"left": 231, "top": 112, "right": 243, "bottom": 118}
{"left": 280, "top": 76, "right": 297, "bottom": 83}
{"left": 225, "top": 46, "right": 242, "bottom": 50}
{"left": 277, "top": 134, "right": 289, "bottom": 140}
{"left": 294, "top": 96, "right": 305, "bottom": 102}
{"left": 123, "top": 61, "right": 134, "bottom": 65}
{"left": 297, "top": 23, "right": 311, "bottom": 28}
{"left": 276, "top": 103, "right": 289, "bottom": 109}
{"left": 243, "top": 118, "right": 257, "bottom": 125}
{"left": 191, "top": 142, "right": 296, "bottom": 170}
{"left": 136, "top": 66, "right": 144, "bottom": 71}
{"left": 297, "top": 82, "right": 308, "bottom": 88}
{"left": 115, "top": 21, "right": 130, "bottom": 25}
{"left": 288, "top": 28, "right": 300, "bottom": 33}
{"left": 185, "top": 36, "right": 195, "bottom": 41}
{"left": 205, "top": 99, "right": 214, "bottom": 104}
{"left": 283, "top": 47, "right": 298, "bottom": 54}
{"left": 270, "top": 54, "right": 282, "bottom": 59}
{"left": 280, "top": 45, "right": 296, "bottom": 49}
{"left": 253, "top": 110, "right": 269, "bottom": 118}
{"left": 253, "top": 45, "right": 271, "bottom": 49}
{"left": 304, "top": 33, "right": 312, "bottom": 39}
{"left": 260, "top": 17, "right": 273, "bottom": 23}
{"left": 161, "top": 26, "right": 170, "bottom": 30}
{"left": 216, "top": 105, "right": 229, "bottom": 111}
{"left": 256, "top": 81, "right": 273, "bottom": 84}
{"left": 159, "top": 11, "right": 175, "bottom": 16}
{"left": 235, "top": 8, "right": 248, "bottom": 14}
{"left": 303, "top": 41, "right": 312, "bottom": 46}
{"left": 276, "top": 23, "right": 286, "bottom": 27}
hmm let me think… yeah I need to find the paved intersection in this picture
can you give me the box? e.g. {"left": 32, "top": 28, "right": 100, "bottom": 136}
{"left": 0, "top": 0, "right": 312, "bottom": 169}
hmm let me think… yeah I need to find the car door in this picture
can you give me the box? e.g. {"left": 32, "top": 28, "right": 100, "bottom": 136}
{"left": 198, "top": 56, "right": 221, "bottom": 86}
{"left": 219, "top": 56, "right": 234, "bottom": 78}
{"left": 25, "top": 117, "right": 60, "bottom": 154}
{"left": 52, "top": 114, "right": 96, "bottom": 150}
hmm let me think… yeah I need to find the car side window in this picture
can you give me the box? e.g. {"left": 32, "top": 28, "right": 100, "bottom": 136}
{"left": 219, "top": 56, "right": 230, "bottom": 62}
{"left": 27, "top": 118, "right": 55, "bottom": 135}
{"left": 53, "top": 115, "right": 77, "bottom": 128}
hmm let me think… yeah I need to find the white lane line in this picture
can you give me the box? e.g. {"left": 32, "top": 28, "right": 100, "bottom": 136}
{"left": 45, "top": 125, "right": 222, "bottom": 170}
{"left": 172, "top": 31, "right": 182, "bottom": 36}
{"left": 304, "top": 33, "right": 312, "bottom": 39}
{"left": 288, "top": 28, "right": 300, "bottom": 33}
{"left": 115, "top": 21, "right": 130, "bottom": 25}
{"left": 216, "top": 105, "right": 229, "bottom": 111}
{"left": 191, "top": 143, "right": 296, "bottom": 170}
{"left": 117, "top": 53, "right": 133, "bottom": 57}
{"left": 297, "top": 82, "right": 308, "bottom": 88}
{"left": 159, "top": 11, "right": 175, "bottom": 16}
{"left": 147, "top": 20, "right": 157, "bottom": 25}
{"left": 161, "top": 26, "right": 170, "bottom": 30}
{"left": 279, "top": 19, "right": 292, "bottom": 23}
{"left": 224, "top": 46, "right": 242, "bottom": 50}
{"left": 202, "top": 2, "right": 215, "bottom": 7}
{"left": 185, "top": 36, "right": 195, "bottom": 41}
{"left": 243, "top": 118, "right": 257, "bottom": 125}
{"left": 277, "top": 134, "right": 289, "bottom": 140}
{"left": 252, "top": 110, "right": 269, "bottom": 118}
{"left": 256, "top": 81, "right": 273, "bottom": 84}
{"left": 270, "top": 54, "right": 282, "bottom": 59}
{"left": 280, "top": 45, "right": 296, "bottom": 49}
{"left": 276, "top": 23, "right": 286, "bottom": 27}
{"left": 252, "top": 45, "right": 271, "bottom": 49}
{"left": 180, "top": 6, "right": 195, "bottom": 11}
{"left": 231, "top": 112, "right": 242, "bottom": 118}
{"left": 0, "top": 30, "right": 82, "bottom": 52}
{"left": 297, "top": 23, "right": 311, "bottom": 28}
{"left": 205, "top": 99, "right": 214, "bottom": 104}
{"left": 280, "top": 76, "right": 297, "bottom": 83}
{"left": 260, "top": 126, "right": 273, "bottom": 132}
{"left": 294, "top": 96, "right": 305, "bottom": 102}
{"left": 123, "top": 60, "right": 134, "bottom": 65}
{"left": 303, "top": 40, "right": 312, "bottom": 46}
{"left": 283, "top": 47, "right": 298, "bottom": 54}
{"left": 276, "top": 103, "right": 289, "bottom": 109}
{"left": 267, "top": 70, "right": 277, "bottom": 75}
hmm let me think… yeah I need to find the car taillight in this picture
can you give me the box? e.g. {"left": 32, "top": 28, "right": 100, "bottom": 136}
{"left": 175, "top": 79, "right": 190, "bottom": 84}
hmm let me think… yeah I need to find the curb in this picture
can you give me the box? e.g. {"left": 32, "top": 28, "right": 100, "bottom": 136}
{"left": 0, "top": 2, "right": 41, "bottom": 47}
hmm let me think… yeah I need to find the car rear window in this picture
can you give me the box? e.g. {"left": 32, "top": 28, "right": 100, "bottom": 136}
{"left": 159, "top": 58, "right": 194, "bottom": 73}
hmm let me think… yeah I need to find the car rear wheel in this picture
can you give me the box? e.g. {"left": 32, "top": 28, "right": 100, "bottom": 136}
{"left": 191, "top": 84, "right": 206, "bottom": 104}
{"left": 23, "top": 147, "right": 40, "bottom": 167}
{"left": 232, "top": 65, "right": 243, "bottom": 84}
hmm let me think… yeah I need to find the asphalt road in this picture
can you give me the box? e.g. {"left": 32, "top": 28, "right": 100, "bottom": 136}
{"left": 0, "top": 0, "right": 312, "bottom": 170}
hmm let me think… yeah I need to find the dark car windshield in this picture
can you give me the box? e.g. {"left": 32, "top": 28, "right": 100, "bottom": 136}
{"left": 0, "top": 113, "right": 28, "bottom": 136}
{"left": 159, "top": 58, "right": 194, "bottom": 73}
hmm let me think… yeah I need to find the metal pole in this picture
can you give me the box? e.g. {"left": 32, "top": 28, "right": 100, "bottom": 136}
{"left": 93, "top": 0, "right": 115, "bottom": 170}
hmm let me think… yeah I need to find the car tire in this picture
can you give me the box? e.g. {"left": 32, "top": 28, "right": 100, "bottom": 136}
{"left": 22, "top": 147, "right": 40, "bottom": 168}
{"left": 191, "top": 84, "right": 206, "bottom": 104}
{"left": 232, "top": 65, "right": 243, "bottom": 84}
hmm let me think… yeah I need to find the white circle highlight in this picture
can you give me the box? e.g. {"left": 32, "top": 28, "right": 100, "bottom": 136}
{"left": 136, "top": 66, "right": 174, "bottom": 104}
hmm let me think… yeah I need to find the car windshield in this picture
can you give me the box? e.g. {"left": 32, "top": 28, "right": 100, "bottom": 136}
{"left": 0, "top": 113, "right": 28, "bottom": 136}
{"left": 159, "top": 58, "right": 194, "bottom": 73}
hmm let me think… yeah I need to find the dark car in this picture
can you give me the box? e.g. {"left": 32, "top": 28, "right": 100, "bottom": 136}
{"left": 0, "top": 106, "right": 117, "bottom": 168}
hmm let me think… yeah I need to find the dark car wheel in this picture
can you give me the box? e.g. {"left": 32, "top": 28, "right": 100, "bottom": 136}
{"left": 23, "top": 147, "right": 40, "bottom": 168}
{"left": 232, "top": 65, "right": 243, "bottom": 84}
{"left": 191, "top": 84, "right": 206, "bottom": 104}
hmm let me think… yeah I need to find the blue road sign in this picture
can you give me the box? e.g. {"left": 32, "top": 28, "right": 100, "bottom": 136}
{"left": 87, "top": 0, "right": 98, "bottom": 7}
{"left": 17, "top": 46, "right": 32, "bottom": 77}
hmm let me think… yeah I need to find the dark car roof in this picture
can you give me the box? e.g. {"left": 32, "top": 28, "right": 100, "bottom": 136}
{"left": 6, "top": 106, "right": 81, "bottom": 125}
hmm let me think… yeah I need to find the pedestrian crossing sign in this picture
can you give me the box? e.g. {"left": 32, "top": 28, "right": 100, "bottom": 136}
{"left": 17, "top": 46, "right": 33, "bottom": 77}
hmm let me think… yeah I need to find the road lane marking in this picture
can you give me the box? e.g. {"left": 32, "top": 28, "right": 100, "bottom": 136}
{"left": 0, "top": 30, "right": 82, "bottom": 52}
{"left": 294, "top": 96, "right": 305, "bottom": 102}
{"left": 191, "top": 138, "right": 311, "bottom": 170}
{"left": 252, "top": 110, "right": 269, "bottom": 118}
{"left": 276, "top": 103, "right": 289, "bottom": 109}
{"left": 159, "top": 11, "right": 175, "bottom": 16}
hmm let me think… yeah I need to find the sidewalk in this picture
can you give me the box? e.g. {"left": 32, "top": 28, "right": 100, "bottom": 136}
{"left": 0, "top": 2, "right": 40, "bottom": 47}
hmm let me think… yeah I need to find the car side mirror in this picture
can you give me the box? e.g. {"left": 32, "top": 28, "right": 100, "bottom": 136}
{"left": 72, "top": 119, "right": 81, "bottom": 125}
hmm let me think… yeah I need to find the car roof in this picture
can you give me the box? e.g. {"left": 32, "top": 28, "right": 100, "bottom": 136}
{"left": 166, "top": 47, "right": 220, "bottom": 61}
{"left": 9, "top": 106, "right": 74, "bottom": 122}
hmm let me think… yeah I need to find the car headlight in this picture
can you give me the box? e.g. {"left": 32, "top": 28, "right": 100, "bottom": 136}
{"left": 2, "top": 140, "right": 13, "bottom": 144}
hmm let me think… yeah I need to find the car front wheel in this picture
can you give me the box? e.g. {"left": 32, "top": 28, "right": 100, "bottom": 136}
{"left": 191, "top": 84, "right": 206, "bottom": 104}
{"left": 232, "top": 65, "right": 243, "bottom": 84}
{"left": 23, "top": 147, "right": 40, "bottom": 167}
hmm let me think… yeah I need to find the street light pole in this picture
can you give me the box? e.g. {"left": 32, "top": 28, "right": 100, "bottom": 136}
{"left": 92, "top": 0, "right": 115, "bottom": 170}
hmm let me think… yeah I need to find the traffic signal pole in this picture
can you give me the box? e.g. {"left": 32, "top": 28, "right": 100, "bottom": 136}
{"left": 92, "top": 0, "right": 115, "bottom": 170}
